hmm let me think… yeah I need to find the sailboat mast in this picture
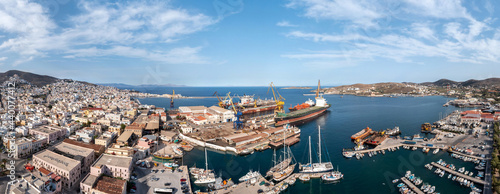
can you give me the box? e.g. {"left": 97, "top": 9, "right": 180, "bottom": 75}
{"left": 318, "top": 126, "right": 322, "bottom": 164}
{"left": 283, "top": 131, "right": 286, "bottom": 168}
{"left": 205, "top": 148, "right": 208, "bottom": 171}
{"left": 308, "top": 136, "right": 312, "bottom": 165}
{"left": 273, "top": 149, "right": 276, "bottom": 166}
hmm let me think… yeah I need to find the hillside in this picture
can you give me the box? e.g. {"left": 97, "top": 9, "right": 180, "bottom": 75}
{"left": 322, "top": 82, "right": 417, "bottom": 96}
{"left": 0, "top": 70, "right": 59, "bottom": 87}
{"left": 421, "top": 78, "right": 500, "bottom": 88}
{"left": 0, "top": 70, "right": 97, "bottom": 87}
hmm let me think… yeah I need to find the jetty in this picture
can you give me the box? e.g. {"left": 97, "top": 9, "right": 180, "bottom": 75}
{"left": 449, "top": 150, "right": 488, "bottom": 160}
{"left": 430, "top": 162, "right": 487, "bottom": 185}
{"left": 400, "top": 177, "right": 424, "bottom": 194}
{"left": 269, "top": 136, "right": 300, "bottom": 148}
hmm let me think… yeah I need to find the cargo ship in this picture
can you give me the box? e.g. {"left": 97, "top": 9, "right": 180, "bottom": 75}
{"left": 288, "top": 99, "right": 315, "bottom": 112}
{"left": 230, "top": 94, "right": 276, "bottom": 108}
{"left": 351, "top": 127, "right": 372, "bottom": 141}
{"left": 274, "top": 81, "right": 331, "bottom": 126}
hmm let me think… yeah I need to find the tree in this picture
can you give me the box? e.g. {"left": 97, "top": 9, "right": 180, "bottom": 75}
{"left": 121, "top": 124, "right": 126, "bottom": 130}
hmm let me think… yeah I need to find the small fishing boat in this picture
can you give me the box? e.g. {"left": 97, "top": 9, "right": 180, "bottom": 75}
{"left": 321, "top": 170, "right": 343, "bottom": 181}
{"left": 299, "top": 174, "right": 310, "bottom": 182}
{"left": 164, "top": 162, "right": 179, "bottom": 169}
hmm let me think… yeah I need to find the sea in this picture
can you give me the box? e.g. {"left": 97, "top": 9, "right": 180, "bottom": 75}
{"left": 132, "top": 86, "right": 477, "bottom": 194}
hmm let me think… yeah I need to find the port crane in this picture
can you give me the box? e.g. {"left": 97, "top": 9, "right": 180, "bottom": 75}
{"left": 267, "top": 82, "right": 285, "bottom": 113}
{"left": 213, "top": 91, "right": 228, "bottom": 108}
{"left": 315, "top": 80, "right": 321, "bottom": 98}
{"left": 170, "top": 90, "right": 175, "bottom": 108}
{"left": 227, "top": 93, "right": 243, "bottom": 130}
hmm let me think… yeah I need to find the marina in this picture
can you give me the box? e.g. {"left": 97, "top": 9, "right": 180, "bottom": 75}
{"left": 430, "top": 162, "right": 487, "bottom": 185}
{"left": 400, "top": 177, "right": 425, "bottom": 194}
{"left": 139, "top": 89, "right": 494, "bottom": 194}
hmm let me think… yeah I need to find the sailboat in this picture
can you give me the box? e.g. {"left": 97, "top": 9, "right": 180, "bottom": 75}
{"left": 194, "top": 148, "right": 216, "bottom": 185}
{"left": 322, "top": 166, "right": 343, "bottom": 181}
{"left": 299, "top": 126, "right": 333, "bottom": 173}
{"left": 272, "top": 132, "right": 296, "bottom": 182}
{"left": 266, "top": 137, "right": 292, "bottom": 178}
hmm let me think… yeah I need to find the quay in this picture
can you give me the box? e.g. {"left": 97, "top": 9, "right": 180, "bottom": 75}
{"left": 269, "top": 136, "right": 300, "bottom": 148}
{"left": 179, "top": 166, "right": 192, "bottom": 194}
{"left": 400, "top": 177, "right": 425, "bottom": 194}
{"left": 448, "top": 150, "right": 488, "bottom": 160}
{"left": 430, "top": 162, "right": 487, "bottom": 185}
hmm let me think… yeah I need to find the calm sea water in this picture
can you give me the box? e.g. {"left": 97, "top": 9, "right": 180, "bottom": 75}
{"left": 135, "top": 87, "right": 475, "bottom": 194}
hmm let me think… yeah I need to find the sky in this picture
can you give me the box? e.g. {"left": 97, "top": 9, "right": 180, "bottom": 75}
{"left": 0, "top": 0, "right": 499, "bottom": 86}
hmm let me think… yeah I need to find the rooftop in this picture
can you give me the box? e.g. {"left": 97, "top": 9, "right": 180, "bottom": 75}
{"left": 54, "top": 142, "right": 94, "bottom": 157}
{"left": 63, "top": 139, "right": 104, "bottom": 154}
{"left": 81, "top": 174, "right": 99, "bottom": 187}
{"left": 34, "top": 150, "right": 80, "bottom": 172}
{"left": 94, "top": 176, "right": 126, "bottom": 194}
{"left": 93, "top": 154, "right": 132, "bottom": 169}
{"left": 209, "top": 106, "right": 231, "bottom": 113}
{"left": 31, "top": 125, "right": 64, "bottom": 134}
{"left": 116, "top": 131, "right": 134, "bottom": 142}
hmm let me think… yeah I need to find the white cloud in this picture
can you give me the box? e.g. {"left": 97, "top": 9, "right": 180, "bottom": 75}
{"left": 12, "top": 56, "right": 33, "bottom": 66}
{"left": 403, "top": 0, "right": 472, "bottom": 20}
{"left": 64, "top": 46, "right": 207, "bottom": 64}
{"left": 410, "top": 23, "right": 436, "bottom": 40}
{"left": 0, "top": 0, "right": 217, "bottom": 64}
{"left": 285, "top": 28, "right": 500, "bottom": 64}
{"left": 0, "top": 0, "right": 56, "bottom": 55}
{"left": 0, "top": 57, "right": 7, "bottom": 61}
{"left": 277, "top": 21, "right": 298, "bottom": 27}
{"left": 286, "top": 31, "right": 367, "bottom": 42}
{"left": 286, "top": 0, "right": 384, "bottom": 27}
{"left": 283, "top": 0, "right": 500, "bottom": 67}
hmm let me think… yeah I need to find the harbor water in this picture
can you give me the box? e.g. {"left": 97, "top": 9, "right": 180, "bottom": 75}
{"left": 136, "top": 86, "right": 475, "bottom": 193}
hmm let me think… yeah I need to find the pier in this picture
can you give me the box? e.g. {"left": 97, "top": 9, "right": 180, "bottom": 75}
{"left": 269, "top": 136, "right": 300, "bottom": 148}
{"left": 400, "top": 177, "right": 424, "bottom": 194}
{"left": 430, "top": 162, "right": 487, "bottom": 185}
{"left": 179, "top": 166, "right": 192, "bottom": 194}
{"left": 449, "top": 150, "right": 488, "bottom": 160}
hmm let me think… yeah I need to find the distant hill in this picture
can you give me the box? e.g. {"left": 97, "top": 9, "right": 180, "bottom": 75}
{"left": 0, "top": 70, "right": 59, "bottom": 87}
{"left": 98, "top": 83, "right": 187, "bottom": 90}
{"left": 421, "top": 78, "right": 500, "bottom": 88}
{"left": 0, "top": 70, "right": 98, "bottom": 87}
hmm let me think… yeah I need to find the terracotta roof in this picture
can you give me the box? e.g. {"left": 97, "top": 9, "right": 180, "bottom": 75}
{"left": 82, "top": 108, "right": 103, "bottom": 111}
{"left": 461, "top": 110, "right": 481, "bottom": 115}
{"left": 94, "top": 176, "right": 126, "bottom": 194}
{"left": 462, "top": 116, "right": 480, "bottom": 119}
{"left": 38, "top": 167, "right": 51, "bottom": 175}
{"left": 63, "top": 139, "right": 104, "bottom": 154}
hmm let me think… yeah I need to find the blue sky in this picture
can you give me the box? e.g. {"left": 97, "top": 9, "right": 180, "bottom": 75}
{"left": 0, "top": 0, "right": 499, "bottom": 86}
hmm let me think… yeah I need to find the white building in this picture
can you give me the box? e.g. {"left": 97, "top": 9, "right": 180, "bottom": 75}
{"left": 180, "top": 124, "right": 193, "bottom": 134}
{"left": 15, "top": 126, "right": 29, "bottom": 136}
{"left": 208, "top": 106, "right": 235, "bottom": 123}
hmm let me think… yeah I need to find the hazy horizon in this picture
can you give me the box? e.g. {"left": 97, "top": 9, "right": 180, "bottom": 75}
{"left": 0, "top": 0, "right": 499, "bottom": 86}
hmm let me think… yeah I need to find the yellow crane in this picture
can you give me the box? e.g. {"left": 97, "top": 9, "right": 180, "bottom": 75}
{"left": 213, "top": 91, "right": 227, "bottom": 108}
{"left": 170, "top": 90, "right": 175, "bottom": 108}
{"left": 316, "top": 80, "right": 321, "bottom": 98}
{"left": 267, "top": 82, "right": 285, "bottom": 113}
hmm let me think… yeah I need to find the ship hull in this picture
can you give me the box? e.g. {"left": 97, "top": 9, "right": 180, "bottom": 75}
{"left": 274, "top": 106, "right": 329, "bottom": 126}
{"left": 351, "top": 128, "right": 372, "bottom": 141}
